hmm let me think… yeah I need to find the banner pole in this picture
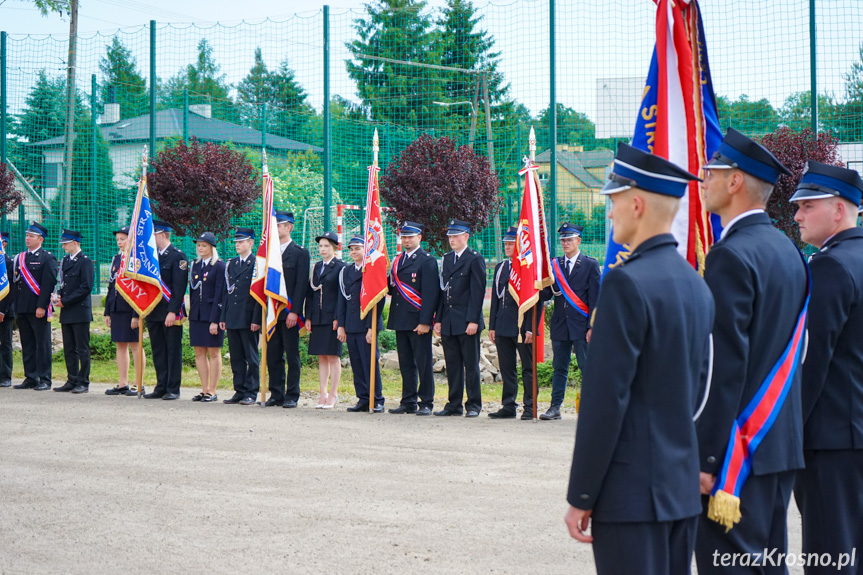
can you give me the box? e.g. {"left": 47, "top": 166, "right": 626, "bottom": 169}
{"left": 259, "top": 306, "right": 268, "bottom": 407}
{"left": 137, "top": 313, "right": 144, "bottom": 397}
{"left": 532, "top": 303, "right": 539, "bottom": 421}
{"left": 369, "top": 306, "right": 377, "bottom": 413}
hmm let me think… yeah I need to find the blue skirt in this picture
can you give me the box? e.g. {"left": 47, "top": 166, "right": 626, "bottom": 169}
{"left": 189, "top": 320, "right": 225, "bottom": 348}
{"left": 308, "top": 324, "right": 343, "bottom": 356}
{"left": 109, "top": 311, "right": 139, "bottom": 343}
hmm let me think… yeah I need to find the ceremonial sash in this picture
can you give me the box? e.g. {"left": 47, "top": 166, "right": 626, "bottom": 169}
{"left": 159, "top": 278, "right": 187, "bottom": 322}
{"left": 709, "top": 260, "right": 811, "bottom": 532}
{"left": 551, "top": 258, "right": 589, "bottom": 318}
{"left": 285, "top": 293, "right": 306, "bottom": 329}
{"left": 17, "top": 253, "right": 53, "bottom": 320}
{"left": 391, "top": 254, "right": 422, "bottom": 310}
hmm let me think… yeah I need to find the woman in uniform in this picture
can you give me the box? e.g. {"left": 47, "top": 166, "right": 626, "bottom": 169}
{"left": 306, "top": 231, "right": 345, "bottom": 409}
{"left": 104, "top": 226, "right": 146, "bottom": 396}
{"left": 189, "top": 232, "right": 226, "bottom": 403}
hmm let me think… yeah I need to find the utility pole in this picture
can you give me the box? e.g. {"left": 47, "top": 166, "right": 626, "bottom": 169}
{"left": 61, "top": 0, "right": 79, "bottom": 227}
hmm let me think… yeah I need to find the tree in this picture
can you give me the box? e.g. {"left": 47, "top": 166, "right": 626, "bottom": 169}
{"left": 160, "top": 39, "right": 237, "bottom": 122}
{"left": 237, "top": 48, "right": 313, "bottom": 140}
{"left": 380, "top": 134, "right": 500, "bottom": 253}
{"left": 716, "top": 95, "right": 779, "bottom": 136}
{"left": 346, "top": 0, "right": 443, "bottom": 126}
{"left": 24, "top": 0, "right": 70, "bottom": 16}
{"left": 99, "top": 37, "right": 147, "bottom": 120}
{"left": 760, "top": 127, "right": 842, "bottom": 247}
{"left": 148, "top": 138, "right": 260, "bottom": 239}
{"left": 535, "top": 104, "right": 597, "bottom": 149}
{"left": 778, "top": 91, "right": 838, "bottom": 133}
{"left": 0, "top": 162, "right": 24, "bottom": 216}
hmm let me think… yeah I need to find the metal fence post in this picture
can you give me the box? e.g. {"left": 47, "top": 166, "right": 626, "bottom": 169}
{"left": 183, "top": 88, "right": 189, "bottom": 141}
{"left": 149, "top": 20, "right": 156, "bottom": 168}
{"left": 91, "top": 74, "right": 100, "bottom": 291}
{"left": 323, "top": 5, "right": 332, "bottom": 233}
{"left": 549, "top": 0, "right": 558, "bottom": 257}
{"left": 260, "top": 103, "right": 267, "bottom": 149}
{"left": 809, "top": 0, "right": 818, "bottom": 134}
{"left": 1, "top": 31, "right": 6, "bottom": 234}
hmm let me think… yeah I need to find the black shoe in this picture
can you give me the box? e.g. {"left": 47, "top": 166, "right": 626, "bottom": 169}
{"left": 0, "top": 381, "right": 11, "bottom": 388}
{"left": 143, "top": 392, "right": 164, "bottom": 399}
{"left": 433, "top": 408, "right": 463, "bottom": 417}
{"left": 521, "top": 410, "right": 534, "bottom": 421}
{"left": 105, "top": 386, "right": 130, "bottom": 396}
{"left": 13, "top": 381, "right": 36, "bottom": 390}
{"left": 488, "top": 408, "right": 516, "bottom": 419}
{"left": 539, "top": 405, "right": 562, "bottom": 421}
{"left": 223, "top": 394, "right": 243, "bottom": 404}
{"left": 71, "top": 385, "right": 89, "bottom": 394}
{"left": 465, "top": 410, "right": 480, "bottom": 418}
{"left": 239, "top": 397, "right": 257, "bottom": 406}
{"left": 162, "top": 393, "right": 180, "bottom": 401}
{"left": 34, "top": 383, "right": 51, "bottom": 391}
{"left": 264, "top": 398, "right": 283, "bottom": 407}
{"left": 201, "top": 394, "right": 218, "bottom": 403}
{"left": 282, "top": 400, "right": 298, "bottom": 408}
{"left": 54, "top": 383, "right": 76, "bottom": 392}
{"left": 416, "top": 406, "right": 432, "bottom": 416}
{"left": 347, "top": 402, "right": 370, "bottom": 413}
{"left": 191, "top": 393, "right": 205, "bottom": 402}
{"left": 388, "top": 405, "right": 417, "bottom": 415}
{"left": 373, "top": 404, "right": 385, "bottom": 413}
{"left": 125, "top": 387, "right": 144, "bottom": 396}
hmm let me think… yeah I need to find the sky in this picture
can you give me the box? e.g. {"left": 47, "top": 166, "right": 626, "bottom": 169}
{"left": 1, "top": 0, "right": 861, "bottom": 135}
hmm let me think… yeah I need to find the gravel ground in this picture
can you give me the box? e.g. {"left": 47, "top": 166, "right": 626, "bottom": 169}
{"left": 0, "top": 384, "right": 803, "bottom": 574}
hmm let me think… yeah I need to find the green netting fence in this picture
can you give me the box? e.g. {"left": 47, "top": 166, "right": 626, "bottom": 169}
{"left": 1, "top": 0, "right": 862, "bottom": 292}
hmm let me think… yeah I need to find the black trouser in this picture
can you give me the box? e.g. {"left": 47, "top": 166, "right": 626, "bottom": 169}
{"left": 795, "top": 449, "right": 863, "bottom": 574}
{"left": 696, "top": 470, "right": 796, "bottom": 574}
{"left": 347, "top": 331, "right": 383, "bottom": 406}
{"left": 593, "top": 516, "right": 697, "bottom": 575}
{"left": 147, "top": 321, "right": 183, "bottom": 396}
{"left": 18, "top": 313, "right": 52, "bottom": 387}
{"left": 495, "top": 335, "right": 533, "bottom": 411}
{"left": 227, "top": 328, "right": 260, "bottom": 400}
{"left": 0, "top": 317, "right": 14, "bottom": 383}
{"left": 395, "top": 329, "right": 434, "bottom": 409}
{"left": 266, "top": 319, "right": 300, "bottom": 405}
{"left": 61, "top": 321, "right": 90, "bottom": 387}
{"left": 441, "top": 332, "right": 482, "bottom": 413}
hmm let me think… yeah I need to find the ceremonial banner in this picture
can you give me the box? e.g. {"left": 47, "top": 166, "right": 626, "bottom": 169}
{"left": 604, "top": 0, "right": 722, "bottom": 273}
{"left": 360, "top": 164, "right": 389, "bottom": 319}
{"left": 0, "top": 240, "right": 9, "bottom": 304}
{"left": 509, "top": 160, "right": 553, "bottom": 347}
{"left": 117, "top": 165, "right": 163, "bottom": 316}
{"left": 250, "top": 162, "right": 289, "bottom": 338}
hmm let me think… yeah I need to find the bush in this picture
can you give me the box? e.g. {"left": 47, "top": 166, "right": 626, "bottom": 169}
{"left": 517, "top": 354, "right": 582, "bottom": 388}
{"left": 378, "top": 330, "right": 397, "bottom": 352}
{"left": 90, "top": 333, "right": 117, "bottom": 361}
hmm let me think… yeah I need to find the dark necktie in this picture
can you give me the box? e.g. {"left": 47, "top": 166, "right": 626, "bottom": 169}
{"left": 565, "top": 259, "right": 571, "bottom": 275}
{"left": 454, "top": 253, "right": 459, "bottom": 265}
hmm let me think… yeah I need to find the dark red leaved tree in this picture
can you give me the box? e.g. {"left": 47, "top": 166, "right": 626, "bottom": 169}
{"left": 760, "top": 127, "right": 842, "bottom": 247}
{"left": 380, "top": 134, "right": 501, "bottom": 253}
{"left": 0, "top": 162, "right": 25, "bottom": 216}
{"left": 148, "top": 138, "right": 260, "bottom": 239}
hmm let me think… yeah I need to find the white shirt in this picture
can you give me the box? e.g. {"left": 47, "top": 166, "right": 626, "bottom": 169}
{"left": 404, "top": 246, "right": 421, "bottom": 258}
{"left": 453, "top": 247, "right": 468, "bottom": 260}
{"left": 67, "top": 249, "right": 81, "bottom": 261}
{"left": 565, "top": 250, "right": 581, "bottom": 271}
{"left": 280, "top": 239, "right": 292, "bottom": 254}
{"left": 720, "top": 209, "right": 765, "bottom": 240}
{"left": 159, "top": 244, "right": 170, "bottom": 256}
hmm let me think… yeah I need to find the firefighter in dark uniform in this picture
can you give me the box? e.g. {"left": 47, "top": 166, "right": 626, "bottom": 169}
{"left": 12, "top": 222, "right": 58, "bottom": 390}
{"left": 540, "top": 223, "right": 600, "bottom": 421}
{"left": 488, "top": 225, "right": 535, "bottom": 420}
{"left": 266, "top": 210, "right": 309, "bottom": 408}
{"left": 434, "top": 219, "right": 486, "bottom": 418}
{"left": 565, "top": 144, "right": 713, "bottom": 575}
{"left": 0, "top": 231, "right": 15, "bottom": 388}
{"left": 220, "top": 227, "right": 262, "bottom": 405}
{"left": 337, "top": 235, "right": 385, "bottom": 413}
{"left": 695, "top": 129, "right": 808, "bottom": 573}
{"left": 387, "top": 222, "right": 440, "bottom": 416}
{"left": 54, "top": 229, "right": 94, "bottom": 394}
{"left": 144, "top": 219, "right": 189, "bottom": 400}
{"left": 790, "top": 162, "right": 863, "bottom": 572}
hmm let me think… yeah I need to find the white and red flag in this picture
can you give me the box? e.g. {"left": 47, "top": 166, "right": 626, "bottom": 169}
{"left": 360, "top": 162, "right": 389, "bottom": 318}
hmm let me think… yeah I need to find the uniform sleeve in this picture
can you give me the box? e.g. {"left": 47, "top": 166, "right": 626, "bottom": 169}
{"left": 567, "top": 270, "right": 646, "bottom": 510}
{"left": 293, "top": 248, "right": 310, "bottom": 316}
{"left": 104, "top": 258, "right": 116, "bottom": 317}
{"left": 587, "top": 258, "right": 601, "bottom": 314}
{"left": 489, "top": 263, "right": 501, "bottom": 331}
{"left": 37, "top": 254, "right": 58, "bottom": 309}
{"left": 467, "top": 255, "right": 486, "bottom": 326}
{"left": 219, "top": 275, "right": 228, "bottom": 324}
{"left": 697, "top": 246, "right": 755, "bottom": 474}
{"left": 62, "top": 258, "right": 94, "bottom": 307}
{"left": 421, "top": 256, "right": 440, "bottom": 326}
{"left": 336, "top": 268, "right": 347, "bottom": 328}
{"left": 169, "top": 253, "right": 188, "bottom": 315}
{"left": 209, "top": 261, "right": 226, "bottom": 324}
{"left": 304, "top": 264, "right": 315, "bottom": 321}
{"left": 800, "top": 254, "right": 854, "bottom": 424}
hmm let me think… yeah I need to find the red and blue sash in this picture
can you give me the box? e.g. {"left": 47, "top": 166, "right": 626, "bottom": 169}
{"left": 284, "top": 293, "right": 306, "bottom": 329}
{"left": 391, "top": 253, "right": 422, "bottom": 310}
{"left": 551, "top": 258, "right": 589, "bottom": 318}
{"left": 708, "top": 259, "right": 811, "bottom": 531}
{"left": 159, "top": 278, "right": 187, "bottom": 322}
{"left": 17, "top": 252, "right": 53, "bottom": 320}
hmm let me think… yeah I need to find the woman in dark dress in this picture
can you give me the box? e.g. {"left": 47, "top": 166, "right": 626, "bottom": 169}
{"left": 306, "top": 231, "right": 345, "bottom": 409}
{"left": 104, "top": 226, "right": 146, "bottom": 396}
{"left": 188, "top": 232, "right": 226, "bottom": 403}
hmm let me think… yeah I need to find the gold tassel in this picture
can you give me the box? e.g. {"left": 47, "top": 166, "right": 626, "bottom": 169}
{"left": 708, "top": 490, "right": 742, "bottom": 532}
{"left": 575, "top": 391, "right": 581, "bottom": 413}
